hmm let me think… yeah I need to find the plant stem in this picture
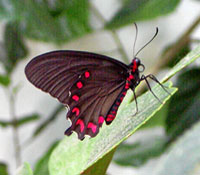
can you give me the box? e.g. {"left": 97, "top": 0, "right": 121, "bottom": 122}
{"left": 90, "top": 2, "right": 130, "bottom": 64}
{"left": 9, "top": 91, "right": 21, "bottom": 167}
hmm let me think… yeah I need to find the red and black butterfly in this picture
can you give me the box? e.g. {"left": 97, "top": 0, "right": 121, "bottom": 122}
{"left": 25, "top": 27, "right": 168, "bottom": 140}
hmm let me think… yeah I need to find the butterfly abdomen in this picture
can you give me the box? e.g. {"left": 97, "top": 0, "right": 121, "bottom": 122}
{"left": 105, "top": 87, "right": 128, "bottom": 124}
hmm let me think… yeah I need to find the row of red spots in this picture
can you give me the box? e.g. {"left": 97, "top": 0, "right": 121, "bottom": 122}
{"left": 98, "top": 116, "right": 104, "bottom": 125}
{"left": 125, "top": 82, "right": 130, "bottom": 89}
{"left": 120, "top": 91, "right": 127, "bottom": 101}
{"left": 112, "top": 111, "right": 116, "bottom": 114}
{"left": 106, "top": 114, "right": 115, "bottom": 122}
{"left": 122, "top": 92, "right": 126, "bottom": 95}
{"left": 72, "top": 107, "right": 80, "bottom": 116}
{"left": 76, "top": 81, "right": 83, "bottom": 89}
{"left": 84, "top": 71, "right": 90, "bottom": 78}
{"left": 76, "top": 71, "right": 90, "bottom": 89}
{"left": 72, "top": 95, "right": 79, "bottom": 101}
{"left": 87, "top": 122, "right": 97, "bottom": 133}
{"left": 106, "top": 89, "right": 128, "bottom": 122}
{"left": 76, "top": 119, "right": 84, "bottom": 132}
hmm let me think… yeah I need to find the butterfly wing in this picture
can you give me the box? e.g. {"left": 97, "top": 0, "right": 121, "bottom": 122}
{"left": 25, "top": 50, "right": 129, "bottom": 140}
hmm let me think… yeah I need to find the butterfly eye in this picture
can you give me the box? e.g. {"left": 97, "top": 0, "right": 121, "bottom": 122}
{"left": 139, "top": 64, "right": 145, "bottom": 72}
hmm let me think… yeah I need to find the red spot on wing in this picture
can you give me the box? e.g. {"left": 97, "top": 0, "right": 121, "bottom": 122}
{"left": 106, "top": 117, "right": 114, "bottom": 122}
{"left": 116, "top": 102, "right": 120, "bottom": 105}
{"left": 98, "top": 116, "right": 104, "bottom": 124}
{"left": 129, "top": 74, "right": 134, "bottom": 79}
{"left": 76, "top": 81, "right": 83, "bottom": 89}
{"left": 72, "top": 107, "right": 80, "bottom": 116}
{"left": 76, "top": 119, "right": 84, "bottom": 132}
{"left": 72, "top": 95, "right": 79, "bottom": 101}
{"left": 87, "top": 122, "right": 97, "bottom": 133}
{"left": 84, "top": 71, "right": 90, "bottom": 78}
{"left": 106, "top": 114, "right": 115, "bottom": 122}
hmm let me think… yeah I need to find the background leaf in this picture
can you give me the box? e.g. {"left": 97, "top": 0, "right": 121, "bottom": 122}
{"left": 106, "top": 0, "right": 181, "bottom": 29}
{"left": 0, "top": 0, "right": 91, "bottom": 43}
{"left": 81, "top": 148, "right": 116, "bottom": 175}
{"left": 155, "top": 121, "right": 200, "bottom": 175}
{"left": 162, "top": 44, "right": 200, "bottom": 82}
{"left": 3, "top": 21, "right": 28, "bottom": 74}
{"left": 0, "top": 74, "right": 10, "bottom": 87}
{"left": 0, "top": 162, "right": 9, "bottom": 175}
{"left": 16, "top": 162, "right": 33, "bottom": 175}
{"left": 113, "top": 136, "right": 167, "bottom": 167}
{"left": 166, "top": 68, "right": 200, "bottom": 142}
{"left": 34, "top": 141, "right": 59, "bottom": 175}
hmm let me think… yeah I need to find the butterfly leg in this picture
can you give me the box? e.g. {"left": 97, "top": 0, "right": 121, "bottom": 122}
{"left": 145, "top": 74, "right": 171, "bottom": 96}
{"left": 132, "top": 88, "right": 138, "bottom": 115}
{"left": 140, "top": 75, "right": 163, "bottom": 104}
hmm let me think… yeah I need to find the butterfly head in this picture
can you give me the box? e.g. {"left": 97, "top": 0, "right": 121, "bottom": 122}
{"left": 131, "top": 57, "right": 145, "bottom": 73}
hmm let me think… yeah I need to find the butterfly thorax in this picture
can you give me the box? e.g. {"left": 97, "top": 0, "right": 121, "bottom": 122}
{"left": 126, "top": 58, "right": 142, "bottom": 90}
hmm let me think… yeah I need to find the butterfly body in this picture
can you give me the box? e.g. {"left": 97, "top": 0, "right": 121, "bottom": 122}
{"left": 25, "top": 50, "right": 150, "bottom": 140}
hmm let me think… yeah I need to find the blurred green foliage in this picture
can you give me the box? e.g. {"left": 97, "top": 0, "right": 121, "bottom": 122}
{"left": 106, "top": 0, "right": 181, "bottom": 29}
{"left": 0, "top": 163, "right": 8, "bottom": 175}
{"left": 34, "top": 141, "right": 59, "bottom": 175}
{"left": 0, "top": 113, "right": 40, "bottom": 128}
{"left": 166, "top": 68, "right": 200, "bottom": 142}
{"left": 0, "top": 0, "right": 91, "bottom": 43}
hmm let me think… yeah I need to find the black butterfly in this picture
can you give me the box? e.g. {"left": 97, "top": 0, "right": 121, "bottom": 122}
{"left": 25, "top": 27, "right": 168, "bottom": 140}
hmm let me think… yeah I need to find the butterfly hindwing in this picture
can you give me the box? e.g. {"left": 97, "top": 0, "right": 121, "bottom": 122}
{"left": 25, "top": 50, "right": 128, "bottom": 139}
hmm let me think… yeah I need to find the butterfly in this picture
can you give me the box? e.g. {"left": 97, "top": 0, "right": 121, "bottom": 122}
{"left": 25, "top": 26, "right": 168, "bottom": 140}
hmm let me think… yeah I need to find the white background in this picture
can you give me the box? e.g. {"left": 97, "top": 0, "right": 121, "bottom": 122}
{"left": 0, "top": 0, "right": 200, "bottom": 174}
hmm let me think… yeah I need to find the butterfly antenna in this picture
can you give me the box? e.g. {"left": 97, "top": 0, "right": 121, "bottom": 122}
{"left": 135, "top": 27, "right": 159, "bottom": 57}
{"left": 133, "top": 23, "right": 138, "bottom": 58}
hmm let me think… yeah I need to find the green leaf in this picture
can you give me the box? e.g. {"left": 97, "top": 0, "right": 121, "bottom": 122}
{"left": 162, "top": 44, "right": 200, "bottom": 83}
{"left": 17, "top": 162, "right": 33, "bottom": 175}
{"left": 0, "top": 0, "right": 91, "bottom": 43}
{"left": 0, "top": 162, "right": 9, "bottom": 175}
{"left": 155, "top": 121, "right": 200, "bottom": 175}
{"left": 166, "top": 68, "right": 200, "bottom": 142}
{"left": 0, "top": 113, "right": 40, "bottom": 128}
{"left": 49, "top": 82, "right": 176, "bottom": 175}
{"left": 48, "top": 44, "right": 200, "bottom": 175}
{"left": 81, "top": 148, "right": 116, "bottom": 175}
{"left": 113, "top": 136, "right": 166, "bottom": 167}
{"left": 0, "top": 74, "right": 10, "bottom": 87}
{"left": 106, "top": 0, "right": 181, "bottom": 29}
{"left": 140, "top": 101, "right": 169, "bottom": 129}
{"left": 164, "top": 43, "right": 191, "bottom": 68}
{"left": 34, "top": 141, "right": 59, "bottom": 175}
{"left": 33, "top": 105, "right": 64, "bottom": 137}
{"left": 4, "top": 21, "right": 28, "bottom": 73}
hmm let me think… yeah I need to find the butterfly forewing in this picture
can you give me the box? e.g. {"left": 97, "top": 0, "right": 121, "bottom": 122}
{"left": 25, "top": 50, "right": 129, "bottom": 139}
